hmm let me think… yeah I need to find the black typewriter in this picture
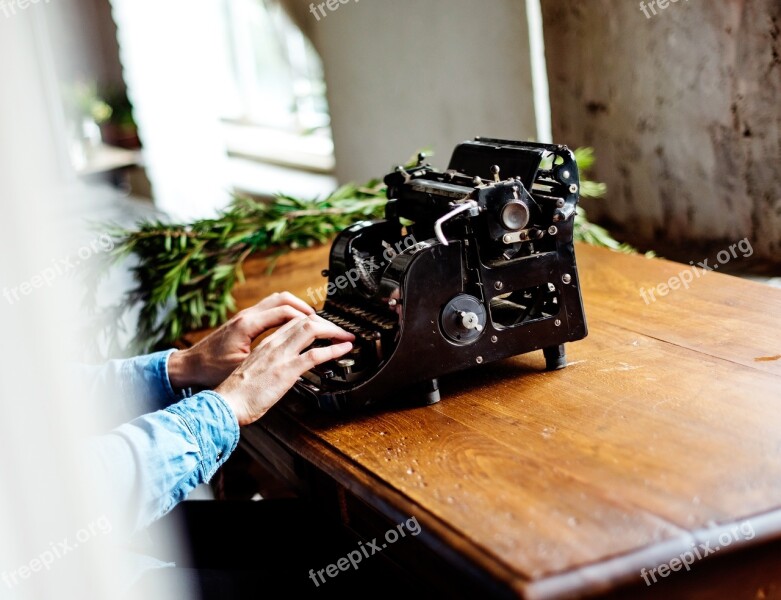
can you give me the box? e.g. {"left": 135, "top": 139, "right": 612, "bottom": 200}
{"left": 294, "top": 138, "right": 588, "bottom": 411}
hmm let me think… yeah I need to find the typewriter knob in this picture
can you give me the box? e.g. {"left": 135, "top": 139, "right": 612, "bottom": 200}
{"left": 336, "top": 358, "right": 355, "bottom": 378}
{"left": 441, "top": 294, "right": 486, "bottom": 344}
{"left": 500, "top": 201, "right": 530, "bottom": 231}
{"left": 460, "top": 311, "right": 484, "bottom": 332}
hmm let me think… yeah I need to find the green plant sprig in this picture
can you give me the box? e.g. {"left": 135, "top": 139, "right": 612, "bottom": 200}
{"left": 106, "top": 181, "right": 387, "bottom": 353}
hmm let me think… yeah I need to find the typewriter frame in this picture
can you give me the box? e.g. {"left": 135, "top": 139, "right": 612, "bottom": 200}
{"left": 294, "top": 138, "right": 588, "bottom": 411}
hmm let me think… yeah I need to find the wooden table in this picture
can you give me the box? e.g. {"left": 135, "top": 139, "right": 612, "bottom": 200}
{"left": 186, "top": 243, "right": 781, "bottom": 599}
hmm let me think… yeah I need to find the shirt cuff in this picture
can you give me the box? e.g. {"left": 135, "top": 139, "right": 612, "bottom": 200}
{"left": 164, "top": 391, "right": 240, "bottom": 481}
{"left": 150, "top": 349, "right": 180, "bottom": 405}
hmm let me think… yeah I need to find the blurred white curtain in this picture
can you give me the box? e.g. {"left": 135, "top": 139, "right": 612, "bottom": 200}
{"left": 0, "top": 8, "right": 138, "bottom": 599}
{"left": 108, "top": 0, "right": 233, "bottom": 219}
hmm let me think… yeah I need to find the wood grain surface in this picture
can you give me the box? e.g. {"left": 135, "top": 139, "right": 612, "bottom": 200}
{"left": 185, "top": 244, "right": 781, "bottom": 598}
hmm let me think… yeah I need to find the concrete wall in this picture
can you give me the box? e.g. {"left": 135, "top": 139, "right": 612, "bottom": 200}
{"left": 291, "top": 0, "right": 538, "bottom": 183}
{"left": 541, "top": 0, "right": 781, "bottom": 265}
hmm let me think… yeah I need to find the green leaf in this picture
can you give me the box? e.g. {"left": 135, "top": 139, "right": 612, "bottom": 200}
{"left": 574, "top": 147, "right": 597, "bottom": 172}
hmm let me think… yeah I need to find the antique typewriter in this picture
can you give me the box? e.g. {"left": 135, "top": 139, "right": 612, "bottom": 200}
{"left": 294, "top": 138, "right": 587, "bottom": 411}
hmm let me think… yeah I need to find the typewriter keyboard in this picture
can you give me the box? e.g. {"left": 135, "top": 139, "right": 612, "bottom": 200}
{"left": 311, "top": 300, "right": 398, "bottom": 383}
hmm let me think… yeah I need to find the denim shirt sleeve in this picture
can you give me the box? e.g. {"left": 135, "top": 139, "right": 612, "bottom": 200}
{"left": 80, "top": 350, "right": 182, "bottom": 425}
{"left": 85, "top": 390, "right": 240, "bottom": 535}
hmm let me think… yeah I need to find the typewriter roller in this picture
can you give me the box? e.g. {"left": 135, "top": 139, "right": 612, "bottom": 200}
{"left": 294, "top": 138, "right": 588, "bottom": 411}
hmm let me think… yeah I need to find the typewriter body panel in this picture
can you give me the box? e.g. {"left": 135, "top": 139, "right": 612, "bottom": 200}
{"left": 294, "top": 138, "right": 587, "bottom": 411}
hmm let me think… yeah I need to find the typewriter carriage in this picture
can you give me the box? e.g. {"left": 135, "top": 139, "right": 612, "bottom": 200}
{"left": 294, "top": 138, "right": 588, "bottom": 411}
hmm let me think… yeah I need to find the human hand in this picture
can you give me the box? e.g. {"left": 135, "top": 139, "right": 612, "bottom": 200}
{"left": 167, "top": 292, "right": 315, "bottom": 391}
{"left": 215, "top": 314, "right": 354, "bottom": 426}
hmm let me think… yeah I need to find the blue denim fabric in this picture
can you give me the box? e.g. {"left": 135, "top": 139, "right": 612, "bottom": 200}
{"left": 77, "top": 351, "right": 241, "bottom": 594}
{"left": 80, "top": 349, "right": 182, "bottom": 426}
{"left": 83, "top": 351, "right": 240, "bottom": 535}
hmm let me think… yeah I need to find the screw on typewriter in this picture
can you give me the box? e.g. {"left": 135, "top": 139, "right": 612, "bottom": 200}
{"left": 294, "top": 138, "right": 587, "bottom": 411}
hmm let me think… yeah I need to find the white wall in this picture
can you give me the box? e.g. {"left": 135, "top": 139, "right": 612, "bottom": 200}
{"left": 300, "top": 0, "right": 538, "bottom": 183}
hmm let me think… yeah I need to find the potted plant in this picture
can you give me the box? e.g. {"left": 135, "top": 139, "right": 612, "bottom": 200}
{"left": 98, "top": 88, "right": 141, "bottom": 149}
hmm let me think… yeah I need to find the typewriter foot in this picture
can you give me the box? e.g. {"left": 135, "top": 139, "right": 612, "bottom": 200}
{"left": 543, "top": 345, "right": 567, "bottom": 371}
{"left": 410, "top": 378, "right": 441, "bottom": 406}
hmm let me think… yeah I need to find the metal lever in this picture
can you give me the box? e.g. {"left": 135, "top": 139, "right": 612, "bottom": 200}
{"left": 434, "top": 200, "right": 478, "bottom": 246}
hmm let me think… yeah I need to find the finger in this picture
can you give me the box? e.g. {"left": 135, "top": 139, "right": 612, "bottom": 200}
{"left": 257, "top": 291, "right": 315, "bottom": 315}
{"left": 257, "top": 313, "right": 310, "bottom": 348}
{"left": 235, "top": 305, "right": 309, "bottom": 341}
{"left": 271, "top": 315, "right": 355, "bottom": 355}
{"left": 254, "top": 305, "right": 310, "bottom": 331}
{"left": 298, "top": 315, "right": 356, "bottom": 344}
{"left": 299, "top": 341, "right": 354, "bottom": 371}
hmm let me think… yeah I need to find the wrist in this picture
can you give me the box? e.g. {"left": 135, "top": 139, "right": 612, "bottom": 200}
{"left": 168, "top": 348, "right": 196, "bottom": 391}
{"left": 213, "top": 389, "right": 246, "bottom": 427}
{"left": 214, "top": 377, "right": 256, "bottom": 427}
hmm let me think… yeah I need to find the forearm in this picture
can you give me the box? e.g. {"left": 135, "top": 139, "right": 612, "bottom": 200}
{"left": 80, "top": 350, "right": 183, "bottom": 426}
{"left": 84, "top": 391, "right": 240, "bottom": 535}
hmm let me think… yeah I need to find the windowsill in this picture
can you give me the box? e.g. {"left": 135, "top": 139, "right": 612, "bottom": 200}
{"left": 228, "top": 157, "right": 337, "bottom": 201}
{"left": 221, "top": 120, "right": 335, "bottom": 175}
{"left": 74, "top": 143, "right": 142, "bottom": 177}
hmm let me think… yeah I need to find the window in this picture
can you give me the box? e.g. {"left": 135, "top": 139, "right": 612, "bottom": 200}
{"left": 219, "top": 0, "right": 334, "bottom": 175}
